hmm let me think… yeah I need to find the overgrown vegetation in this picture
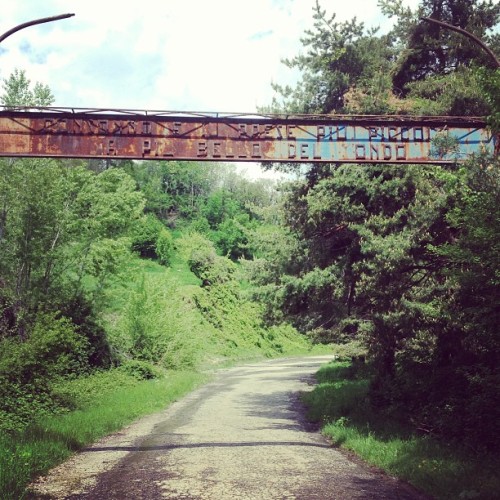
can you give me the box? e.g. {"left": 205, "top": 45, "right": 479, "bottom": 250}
{"left": 252, "top": 0, "right": 499, "bottom": 461}
{"left": 1, "top": 0, "right": 498, "bottom": 497}
{"left": 303, "top": 359, "right": 500, "bottom": 499}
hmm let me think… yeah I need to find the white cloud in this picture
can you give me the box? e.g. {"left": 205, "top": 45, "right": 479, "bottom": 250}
{"left": 0, "top": 0, "right": 419, "bottom": 176}
{"left": 0, "top": 0, "right": 420, "bottom": 111}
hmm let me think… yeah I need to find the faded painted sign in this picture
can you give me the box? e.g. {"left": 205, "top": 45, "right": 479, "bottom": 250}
{"left": 0, "top": 108, "right": 496, "bottom": 163}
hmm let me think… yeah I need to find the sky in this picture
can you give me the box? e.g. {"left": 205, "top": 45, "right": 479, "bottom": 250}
{"left": 0, "top": 0, "right": 419, "bottom": 177}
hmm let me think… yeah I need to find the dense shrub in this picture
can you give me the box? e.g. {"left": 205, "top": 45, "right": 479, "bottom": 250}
{"left": 189, "top": 250, "right": 237, "bottom": 286}
{"left": 0, "top": 314, "right": 89, "bottom": 432}
{"left": 118, "top": 360, "right": 162, "bottom": 380}
{"left": 58, "top": 294, "right": 112, "bottom": 369}
{"left": 155, "top": 229, "right": 174, "bottom": 266}
{"left": 130, "top": 214, "right": 163, "bottom": 258}
{"left": 215, "top": 214, "right": 252, "bottom": 260}
{"left": 129, "top": 214, "right": 174, "bottom": 267}
{"left": 107, "top": 274, "right": 204, "bottom": 370}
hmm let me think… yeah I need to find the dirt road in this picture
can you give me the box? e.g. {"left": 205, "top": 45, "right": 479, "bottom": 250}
{"left": 29, "top": 356, "right": 426, "bottom": 499}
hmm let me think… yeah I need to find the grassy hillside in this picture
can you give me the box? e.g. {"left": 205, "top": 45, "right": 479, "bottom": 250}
{"left": 101, "top": 234, "right": 314, "bottom": 369}
{"left": 0, "top": 230, "right": 321, "bottom": 498}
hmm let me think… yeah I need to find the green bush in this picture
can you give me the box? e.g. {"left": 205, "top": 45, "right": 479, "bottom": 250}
{"left": 119, "top": 360, "right": 162, "bottom": 380}
{"left": 215, "top": 214, "right": 252, "bottom": 260}
{"left": 0, "top": 314, "right": 89, "bottom": 432}
{"left": 130, "top": 214, "right": 163, "bottom": 258}
{"left": 58, "top": 294, "right": 112, "bottom": 369}
{"left": 156, "top": 228, "right": 174, "bottom": 266}
{"left": 188, "top": 216, "right": 211, "bottom": 235}
{"left": 188, "top": 247, "right": 237, "bottom": 286}
{"left": 51, "top": 368, "right": 140, "bottom": 409}
{"left": 107, "top": 273, "right": 204, "bottom": 370}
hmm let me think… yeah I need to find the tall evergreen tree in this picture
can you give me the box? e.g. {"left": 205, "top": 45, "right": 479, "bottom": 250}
{"left": 251, "top": 0, "right": 499, "bottom": 449}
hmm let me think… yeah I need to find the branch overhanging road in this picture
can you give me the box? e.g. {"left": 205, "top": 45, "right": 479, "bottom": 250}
{"left": 29, "top": 356, "right": 427, "bottom": 499}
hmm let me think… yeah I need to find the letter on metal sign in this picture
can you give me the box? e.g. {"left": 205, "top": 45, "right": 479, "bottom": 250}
{"left": 0, "top": 108, "right": 496, "bottom": 163}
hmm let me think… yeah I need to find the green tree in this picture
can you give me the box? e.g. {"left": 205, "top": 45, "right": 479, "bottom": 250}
{"left": 253, "top": 0, "right": 499, "bottom": 449}
{"left": 202, "top": 188, "right": 240, "bottom": 229}
{"left": 265, "top": 1, "right": 395, "bottom": 114}
{"left": 1, "top": 69, "right": 54, "bottom": 107}
{"left": 0, "top": 72, "right": 145, "bottom": 337}
{"left": 380, "top": 0, "right": 499, "bottom": 90}
{"left": 130, "top": 214, "right": 165, "bottom": 259}
{"left": 125, "top": 160, "right": 220, "bottom": 221}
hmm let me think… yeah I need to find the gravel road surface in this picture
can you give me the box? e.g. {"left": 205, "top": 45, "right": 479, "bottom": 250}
{"left": 29, "top": 356, "right": 426, "bottom": 499}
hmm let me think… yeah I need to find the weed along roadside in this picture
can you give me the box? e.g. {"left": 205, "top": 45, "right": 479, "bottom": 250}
{"left": 26, "top": 355, "right": 427, "bottom": 499}
{"left": 302, "top": 355, "right": 500, "bottom": 500}
{"left": 0, "top": 370, "right": 207, "bottom": 499}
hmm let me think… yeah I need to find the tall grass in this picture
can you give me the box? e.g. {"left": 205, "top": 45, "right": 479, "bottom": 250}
{"left": 1, "top": 237, "right": 317, "bottom": 498}
{"left": 0, "top": 369, "right": 206, "bottom": 499}
{"left": 303, "top": 360, "right": 500, "bottom": 500}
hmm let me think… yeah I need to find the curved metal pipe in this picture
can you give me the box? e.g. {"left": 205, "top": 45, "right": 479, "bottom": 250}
{"left": 421, "top": 16, "right": 499, "bottom": 69}
{"left": 0, "top": 13, "right": 75, "bottom": 45}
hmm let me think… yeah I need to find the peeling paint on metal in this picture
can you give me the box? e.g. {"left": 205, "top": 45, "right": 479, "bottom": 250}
{"left": 0, "top": 107, "right": 496, "bottom": 163}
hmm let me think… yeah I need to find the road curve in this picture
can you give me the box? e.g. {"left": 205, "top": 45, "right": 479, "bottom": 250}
{"left": 29, "top": 356, "right": 426, "bottom": 499}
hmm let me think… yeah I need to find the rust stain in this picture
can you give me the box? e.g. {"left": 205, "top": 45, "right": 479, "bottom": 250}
{"left": 0, "top": 107, "right": 496, "bottom": 164}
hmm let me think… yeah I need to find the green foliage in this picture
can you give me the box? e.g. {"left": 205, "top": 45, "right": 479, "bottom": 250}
{"left": 380, "top": 0, "right": 500, "bottom": 90}
{"left": 175, "top": 231, "right": 235, "bottom": 285}
{"left": 56, "top": 294, "right": 112, "bottom": 369}
{"left": 129, "top": 214, "right": 174, "bottom": 266}
{"left": 304, "top": 360, "right": 500, "bottom": 499}
{"left": 215, "top": 213, "right": 253, "bottom": 260}
{"left": 106, "top": 271, "right": 205, "bottom": 369}
{"left": 130, "top": 214, "right": 164, "bottom": 258}
{"left": 101, "top": 242, "right": 311, "bottom": 373}
{"left": 405, "top": 67, "right": 493, "bottom": 116}
{"left": 265, "top": 1, "right": 395, "bottom": 114}
{"left": 189, "top": 248, "right": 237, "bottom": 286}
{"left": 202, "top": 188, "right": 240, "bottom": 228}
{"left": 155, "top": 228, "right": 174, "bottom": 266}
{"left": 254, "top": 0, "right": 500, "bottom": 454}
{"left": 118, "top": 360, "right": 162, "bottom": 380}
{"left": 186, "top": 234, "right": 310, "bottom": 358}
{"left": 74, "top": 168, "right": 145, "bottom": 239}
{"left": 0, "top": 70, "right": 152, "bottom": 444}
{"left": 124, "top": 160, "right": 220, "bottom": 221}
{"left": 0, "top": 155, "right": 144, "bottom": 335}
{"left": 476, "top": 67, "right": 500, "bottom": 131}
{"left": 0, "top": 314, "right": 89, "bottom": 432}
{"left": 188, "top": 216, "right": 212, "bottom": 235}
{"left": 1, "top": 69, "right": 54, "bottom": 106}
{"left": 376, "top": 0, "right": 499, "bottom": 117}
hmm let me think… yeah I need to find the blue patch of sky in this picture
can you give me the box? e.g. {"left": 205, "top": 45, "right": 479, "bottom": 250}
{"left": 270, "top": 0, "right": 290, "bottom": 11}
{"left": 249, "top": 30, "right": 274, "bottom": 41}
{"left": 19, "top": 40, "right": 32, "bottom": 55}
{"left": 19, "top": 40, "right": 48, "bottom": 64}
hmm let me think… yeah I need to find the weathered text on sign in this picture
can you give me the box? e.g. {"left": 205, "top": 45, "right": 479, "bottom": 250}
{"left": 0, "top": 108, "right": 496, "bottom": 163}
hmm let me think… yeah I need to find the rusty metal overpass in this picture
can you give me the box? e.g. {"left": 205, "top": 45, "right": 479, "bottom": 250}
{"left": 0, "top": 107, "right": 496, "bottom": 164}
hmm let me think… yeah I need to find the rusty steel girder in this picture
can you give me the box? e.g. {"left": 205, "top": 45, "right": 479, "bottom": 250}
{"left": 0, "top": 107, "right": 496, "bottom": 163}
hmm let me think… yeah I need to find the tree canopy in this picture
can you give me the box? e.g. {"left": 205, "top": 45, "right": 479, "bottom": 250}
{"left": 252, "top": 0, "right": 499, "bottom": 451}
